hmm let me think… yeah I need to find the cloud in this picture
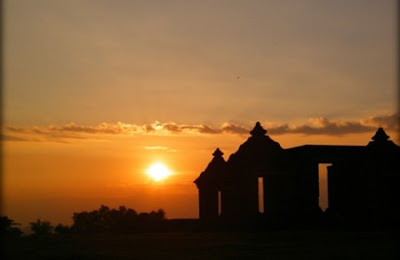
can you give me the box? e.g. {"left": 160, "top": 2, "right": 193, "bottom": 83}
{"left": 221, "top": 123, "right": 249, "bottom": 134}
{"left": 4, "top": 126, "right": 30, "bottom": 134}
{"left": 264, "top": 124, "right": 290, "bottom": 135}
{"left": 0, "top": 133, "right": 70, "bottom": 143}
{"left": 196, "top": 124, "right": 222, "bottom": 134}
{"left": 1, "top": 112, "right": 397, "bottom": 143}
{"left": 48, "top": 122, "right": 137, "bottom": 134}
{"left": 143, "top": 146, "right": 169, "bottom": 150}
{"left": 1, "top": 134, "right": 32, "bottom": 142}
{"left": 287, "top": 118, "right": 375, "bottom": 135}
{"left": 266, "top": 113, "right": 398, "bottom": 136}
{"left": 162, "top": 123, "right": 181, "bottom": 133}
{"left": 143, "top": 146, "right": 177, "bottom": 152}
{"left": 360, "top": 113, "right": 398, "bottom": 130}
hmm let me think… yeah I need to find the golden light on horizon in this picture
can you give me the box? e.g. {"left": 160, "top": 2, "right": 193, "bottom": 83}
{"left": 146, "top": 162, "right": 172, "bottom": 182}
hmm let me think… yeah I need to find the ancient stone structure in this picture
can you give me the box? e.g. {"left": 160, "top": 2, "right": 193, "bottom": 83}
{"left": 194, "top": 122, "right": 400, "bottom": 229}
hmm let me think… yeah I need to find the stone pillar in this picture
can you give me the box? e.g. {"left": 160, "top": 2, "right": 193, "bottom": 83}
{"left": 263, "top": 173, "right": 296, "bottom": 224}
{"left": 327, "top": 164, "right": 336, "bottom": 210}
{"left": 198, "top": 187, "right": 219, "bottom": 225}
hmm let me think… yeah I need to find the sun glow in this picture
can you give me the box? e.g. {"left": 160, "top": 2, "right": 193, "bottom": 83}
{"left": 146, "top": 162, "right": 172, "bottom": 181}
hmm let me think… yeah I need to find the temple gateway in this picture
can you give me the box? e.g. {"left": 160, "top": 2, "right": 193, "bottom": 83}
{"left": 194, "top": 122, "right": 400, "bottom": 229}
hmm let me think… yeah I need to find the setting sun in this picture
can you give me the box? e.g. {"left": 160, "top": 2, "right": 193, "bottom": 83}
{"left": 146, "top": 162, "right": 172, "bottom": 182}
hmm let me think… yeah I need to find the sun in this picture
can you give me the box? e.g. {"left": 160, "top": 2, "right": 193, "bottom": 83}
{"left": 146, "top": 162, "right": 172, "bottom": 182}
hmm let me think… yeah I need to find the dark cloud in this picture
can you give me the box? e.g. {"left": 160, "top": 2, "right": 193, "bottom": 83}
{"left": 266, "top": 124, "right": 290, "bottom": 135}
{"left": 197, "top": 124, "right": 221, "bottom": 134}
{"left": 1, "top": 134, "right": 31, "bottom": 142}
{"left": 48, "top": 123, "right": 129, "bottom": 134}
{"left": 221, "top": 123, "right": 249, "bottom": 134}
{"left": 266, "top": 113, "right": 397, "bottom": 136}
{"left": 288, "top": 120, "right": 375, "bottom": 135}
{"left": 162, "top": 123, "right": 181, "bottom": 133}
{"left": 361, "top": 113, "right": 398, "bottom": 130}
{"left": 1, "top": 134, "right": 69, "bottom": 143}
{"left": 143, "top": 124, "right": 155, "bottom": 133}
{"left": 4, "top": 126, "right": 30, "bottom": 133}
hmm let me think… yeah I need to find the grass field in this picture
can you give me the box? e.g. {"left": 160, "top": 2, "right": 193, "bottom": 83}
{"left": 2, "top": 231, "right": 399, "bottom": 259}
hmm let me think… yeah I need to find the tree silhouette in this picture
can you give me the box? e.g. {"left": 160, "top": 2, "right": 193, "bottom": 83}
{"left": 30, "top": 219, "right": 53, "bottom": 236}
{"left": 54, "top": 223, "right": 70, "bottom": 234}
{"left": 0, "top": 216, "right": 22, "bottom": 237}
{"left": 72, "top": 205, "right": 166, "bottom": 232}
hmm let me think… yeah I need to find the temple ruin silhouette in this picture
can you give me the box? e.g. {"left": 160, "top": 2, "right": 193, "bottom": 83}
{"left": 195, "top": 122, "right": 400, "bottom": 229}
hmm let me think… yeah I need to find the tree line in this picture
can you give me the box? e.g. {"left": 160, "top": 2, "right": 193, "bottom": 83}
{"left": 1, "top": 205, "right": 166, "bottom": 236}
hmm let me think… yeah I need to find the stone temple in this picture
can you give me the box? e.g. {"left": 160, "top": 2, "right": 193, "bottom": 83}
{"left": 194, "top": 122, "right": 400, "bottom": 229}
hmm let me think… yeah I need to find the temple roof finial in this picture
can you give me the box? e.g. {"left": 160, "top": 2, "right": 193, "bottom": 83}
{"left": 250, "top": 122, "right": 267, "bottom": 136}
{"left": 371, "top": 128, "right": 389, "bottom": 142}
{"left": 212, "top": 148, "right": 223, "bottom": 157}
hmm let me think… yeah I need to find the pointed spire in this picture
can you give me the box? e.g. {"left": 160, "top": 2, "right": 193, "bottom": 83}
{"left": 212, "top": 148, "right": 223, "bottom": 157}
{"left": 250, "top": 122, "right": 267, "bottom": 136}
{"left": 371, "top": 128, "right": 389, "bottom": 142}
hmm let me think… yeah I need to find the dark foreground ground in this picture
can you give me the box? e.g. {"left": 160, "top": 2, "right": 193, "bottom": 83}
{"left": 2, "top": 231, "right": 399, "bottom": 259}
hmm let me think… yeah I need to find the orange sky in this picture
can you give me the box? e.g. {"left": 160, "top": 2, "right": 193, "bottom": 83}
{"left": 2, "top": 0, "right": 398, "bottom": 227}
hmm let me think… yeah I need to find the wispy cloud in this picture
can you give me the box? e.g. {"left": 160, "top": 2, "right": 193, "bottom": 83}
{"left": 221, "top": 123, "right": 249, "bottom": 134}
{"left": 2, "top": 112, "right": 397, "bottom": 143}
{"left": 143, "top": 146, "right": 169, "bottom": 150}
{"left": 266, "top": 113, "right": 398, "bottom": 136}
{"left": 1, "top": 135, "right": 33, "bottom": 142}
{"left": 360, "top": 113, "right": 398, "bottom": 130}
{"left": 143, "top": 146, "right": 177, "bottom": 152}
{"left": 48, "top": 122, "right": 137, "bottom": 134}
{"left": 267, "top": 118, "right": 375, "bottom": 136}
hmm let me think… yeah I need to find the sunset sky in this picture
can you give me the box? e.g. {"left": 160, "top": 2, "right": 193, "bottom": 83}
{"left": 2, "top": 0, "right": 398, "bottom": 227}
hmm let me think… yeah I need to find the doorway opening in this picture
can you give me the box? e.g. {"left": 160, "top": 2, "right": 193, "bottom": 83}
{"left": 318, "top": 163, "right": 331, "bottom": 211}
{"left": 258, "top": 177, "right": 264, "bottom": 213}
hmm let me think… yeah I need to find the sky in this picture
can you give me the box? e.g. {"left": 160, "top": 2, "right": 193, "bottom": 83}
{"left": 2, "top": 0, "right": 398, "bottom": 227}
